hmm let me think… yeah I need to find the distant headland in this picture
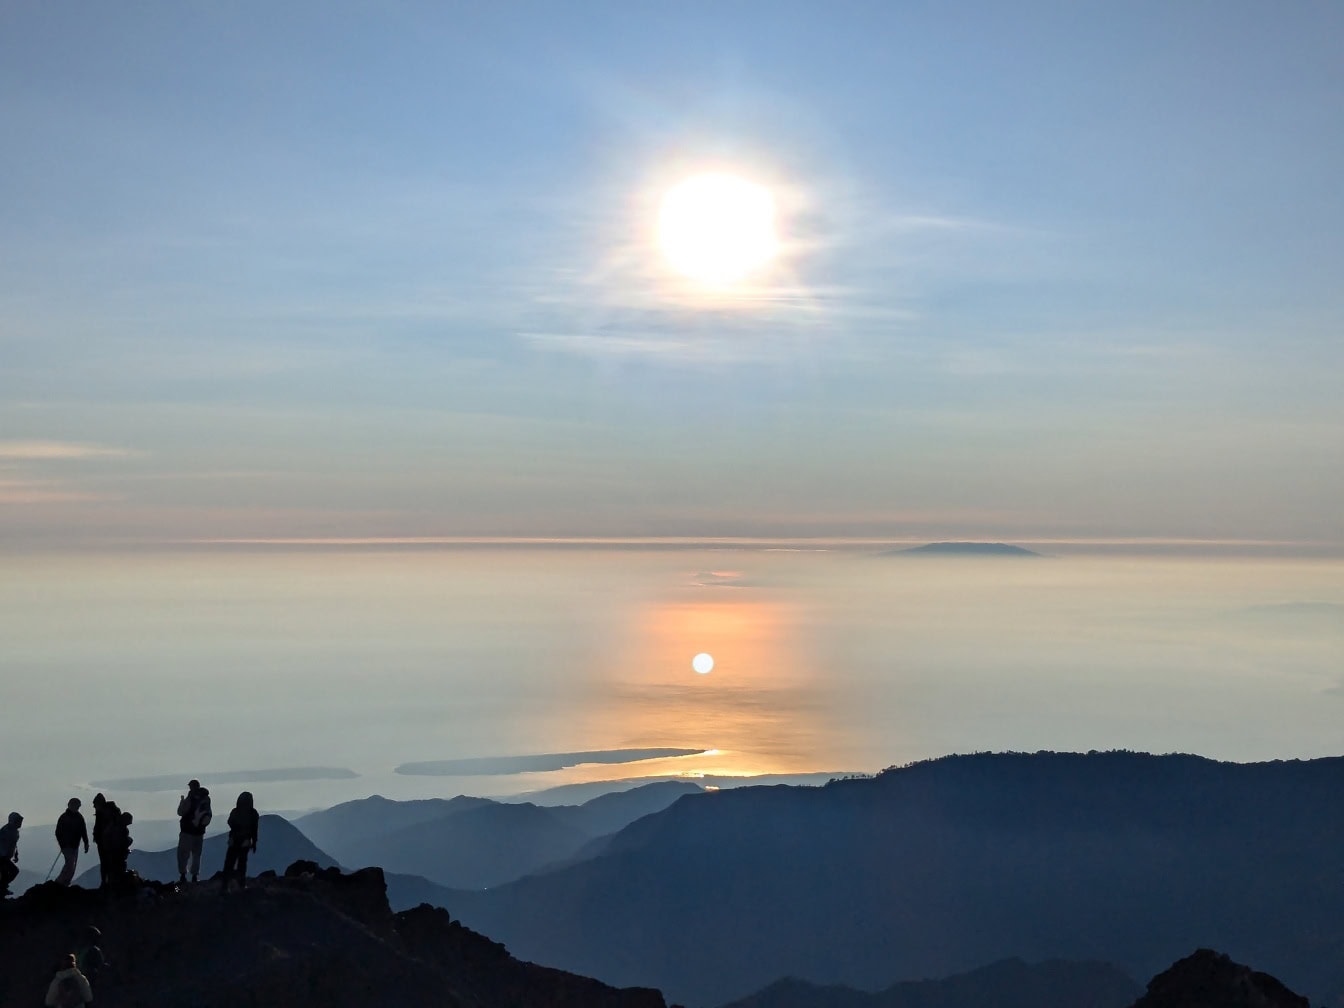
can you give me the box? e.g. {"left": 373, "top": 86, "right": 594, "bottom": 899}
{"left": 880, "top": 541, "right": 1044, "bottom": 557}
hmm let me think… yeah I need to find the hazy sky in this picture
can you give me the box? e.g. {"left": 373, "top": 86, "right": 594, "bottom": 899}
{"left": 3, "top": 2, "right": 1342, "bottom": 546}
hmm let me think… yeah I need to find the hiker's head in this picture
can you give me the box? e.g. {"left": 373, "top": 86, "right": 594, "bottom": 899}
{"left": 67, "top": 798, "right": 81, "bottom": 811}
{"left": 7, "top": 812, "right": 21, "bottom": 826}
{"left": 237, "top": 791, "right": 254, "bottom": 810}
{"left": 81, "top": 925, "right": 101, "bottom": 942}
{"left": 121, "top": 812, "right": 133, "bottom": 825}
{"left": 92, "top": 793, "right": 105, "bottom": 808}
{"left": 62, "top": 953, "right": 76, "bottom": 970}
{"left": 188, "top": 779, "right": 200, "bottom": 791}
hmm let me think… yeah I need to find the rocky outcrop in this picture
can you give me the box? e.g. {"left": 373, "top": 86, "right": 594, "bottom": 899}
{"left": 1129, "top": 949, "right": 1310, "bottom": 1008}
{"left": 0, "top": 862, "right": 667, "bottom": 1008}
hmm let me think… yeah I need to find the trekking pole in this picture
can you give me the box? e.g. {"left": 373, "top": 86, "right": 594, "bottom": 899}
{"left": 45, "top": 851, "right": 61, "bottom": 881}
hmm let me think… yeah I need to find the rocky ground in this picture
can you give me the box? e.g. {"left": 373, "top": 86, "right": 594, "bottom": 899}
{"left": 0, "top": 861, "right": 670, "bottom": 1008}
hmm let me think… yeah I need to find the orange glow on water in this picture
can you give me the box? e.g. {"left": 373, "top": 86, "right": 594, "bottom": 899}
{"left": 567, "top": 591, "right": 827, "bottom": 781}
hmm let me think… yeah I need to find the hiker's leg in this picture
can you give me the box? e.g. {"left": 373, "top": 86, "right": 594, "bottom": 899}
{"left": 56, "top": 846, "right": 78, "bottom": 886}
{"left": 176, "top": 833, "right": 190, "bottom": 880}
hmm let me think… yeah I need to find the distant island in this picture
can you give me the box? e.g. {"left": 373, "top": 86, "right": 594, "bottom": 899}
{"left": 880, "top": 541, "right": 1043, "bottom": 557}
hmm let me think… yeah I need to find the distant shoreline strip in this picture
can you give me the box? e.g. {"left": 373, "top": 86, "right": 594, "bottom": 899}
{"left": 395, "top": 748, "right": 709, "bottom": 777}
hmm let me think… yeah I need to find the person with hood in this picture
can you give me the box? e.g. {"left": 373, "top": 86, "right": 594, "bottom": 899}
{"left": 90, "top": 794, "right": 120, "bottom": 888}
{"left": 175, "top": 780, "right": 210, "bottom": 884}
{"left": 54, "top": 799, "right": 90, "bottom": 886}
{"left": 220, "top": 791, "right": 259, "bottom": 893}
{"left": 44, "top": 953, "right": 93, "bottom": 1007}
{"left": 0, "top": 812, "right": 22, "bottom": 896}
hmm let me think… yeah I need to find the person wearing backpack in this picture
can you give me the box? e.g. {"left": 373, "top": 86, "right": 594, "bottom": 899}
{"left": 100, "top": 809, "right": 132, "bottom": 887}
{"left": 0, "top": 812, "right": 22, "bottom": 896}
{"left": 44, "top": 953, "right": 93, "bottom": 1007}
{"left": 175, "top": 780, "right": 211, "bottom": 884}
{"left": 54, "top": 798, "right": 90, "bottom": 886}
{"left": 91, "top": 796, "right": 124, "bottom": 889}
{"left": 90, "top": 794, "right": 112, "bottom": 888}
{"left": 220, "top": 791, "right": 259, "bottom": 893}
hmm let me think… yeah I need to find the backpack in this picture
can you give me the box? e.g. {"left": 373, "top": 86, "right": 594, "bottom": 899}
{"left": 55, "top": 973, "right": 83, "bottom": 1008}
{"left": 192, "top": 793, "right": 212, "bottom": 831}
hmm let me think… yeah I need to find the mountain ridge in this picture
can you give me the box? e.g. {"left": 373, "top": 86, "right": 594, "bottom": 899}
{"left": 444, "top": 750, "right": 1344, "bottom": 1006}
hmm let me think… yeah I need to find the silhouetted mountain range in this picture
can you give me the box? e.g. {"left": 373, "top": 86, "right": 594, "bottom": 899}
{"left": 718, "top": 957, "right": 1141, "bottom": 1008}
{"left": 297, "top": 780, "right": 704, "bottom": 888}
{"left": 0, "top": 864, "right": 1314, "bottom": 1008}
{"left": 5, "top": 755, "right": 1337, "bottom": 1008}
{"left": 442, "top": 751, "right": 1344, "bottom": 1006}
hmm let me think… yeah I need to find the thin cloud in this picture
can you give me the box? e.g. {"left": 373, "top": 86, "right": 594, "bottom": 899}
{"left": 0, "top": 477, "right": 114, "bottom": 504}
{"left": 0, "top": 440, "right": 132, "bottom": 460}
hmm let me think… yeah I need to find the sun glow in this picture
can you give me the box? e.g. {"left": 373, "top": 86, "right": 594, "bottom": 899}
{"left": 658, "top": 173, "right": 779, "bottom": 286}
{"left": 692, "top": 652, "right": 715, "bottom": 674}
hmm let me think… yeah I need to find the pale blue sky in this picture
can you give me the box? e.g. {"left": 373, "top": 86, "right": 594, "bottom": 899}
{"left": 3, "top": 1, "right": 1342, "bottom": 545}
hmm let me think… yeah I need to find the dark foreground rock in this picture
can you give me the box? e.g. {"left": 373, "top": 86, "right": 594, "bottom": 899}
{"left": 0, "top": 861, "right": 668, "bottom": 1008}
{"left": 1130, "top": 948, "right": 1310, "bottom": 1008}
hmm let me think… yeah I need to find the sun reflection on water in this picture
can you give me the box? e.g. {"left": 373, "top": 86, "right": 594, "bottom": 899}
{"left": 570, "top": 589, "right": 829, "bottom": 782}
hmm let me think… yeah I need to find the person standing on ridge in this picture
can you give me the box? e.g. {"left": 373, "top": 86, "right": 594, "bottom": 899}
{"left": 100, "top": 806, "right": 132, "bottom": 888}
{"left": 0, "top": 812, "right": 23, "bottom": 896}
{"left": 220, "top": 791, "right": 259, "bottom": 893}
{"left": 54, "top": 799, "right": 90, "bottom": 886}
{"left": 90, "top": 794, "right": 119, "bottom": 888}
{"left": 176, "top": 779, "right": 211, "bottom": 884}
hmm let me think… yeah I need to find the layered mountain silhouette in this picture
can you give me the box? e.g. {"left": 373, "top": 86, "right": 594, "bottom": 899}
{"left": 441, "top": 751, "right": 1344, "bottom": 1006}
{"left": 0, "top": 861, "right": 667, "bottom": 1008}
{"left": 296, "top": 780, "right": 704, "bottom": 888}
{"left": 719, "top": 957, "right": 1142, "bottom": 1008}
{"left": 0, "top": 864, "right": 1313, "bottom": 1008}
{"left": 5, "top": 756, "right": 1336, "bottom": 1008}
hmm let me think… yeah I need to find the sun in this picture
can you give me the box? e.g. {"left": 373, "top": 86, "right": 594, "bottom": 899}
{"left": 658, "top": 173, "right": 778, "bottom": 287}
{"left": 692, "top": 652, "right": 715, "bottom": 674}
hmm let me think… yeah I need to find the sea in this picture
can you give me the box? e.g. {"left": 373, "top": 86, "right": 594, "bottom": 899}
{"left": 3, "top": 544, "right": 1342, "bottom": 834}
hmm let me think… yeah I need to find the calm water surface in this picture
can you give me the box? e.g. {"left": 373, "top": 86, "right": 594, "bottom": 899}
{"left": 2, "top": 547, "right": 1342, "bottom": 823}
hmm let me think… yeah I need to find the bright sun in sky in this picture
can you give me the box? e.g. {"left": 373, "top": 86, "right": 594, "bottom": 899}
{"left": 658, "top": 173, "right": 779, "bottom": 287}
{"left": 692, "top": 652, "right": 715, "bottom": 674}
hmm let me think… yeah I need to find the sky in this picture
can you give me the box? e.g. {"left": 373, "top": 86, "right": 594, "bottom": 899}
{"left": 3, "top": 1, "right": 1342, "bottom": 548}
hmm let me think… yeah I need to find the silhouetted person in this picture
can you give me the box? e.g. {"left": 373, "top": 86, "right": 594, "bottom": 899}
{"left": 74, "top": 925, "right": 106, "bottom": 985}
{"left": 176, "top": 780, "right": 211, "bottom": 884}
{"left": 54, "top": 798, "right": 90, "bottom": 886}
{"left": 220, "top": 791, "right": 258, "bottom": 893}
{"left": 0, "top": 811, "right": 22, "bottom": 896}
{"left": 44, "top": 952, "right": 92, "bottom": 1007}
{"left": 101, "top": 810, "right": 132, "bottom": 887}
{"left": 91, "top": 795, "right": 120, "bottom": 889}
